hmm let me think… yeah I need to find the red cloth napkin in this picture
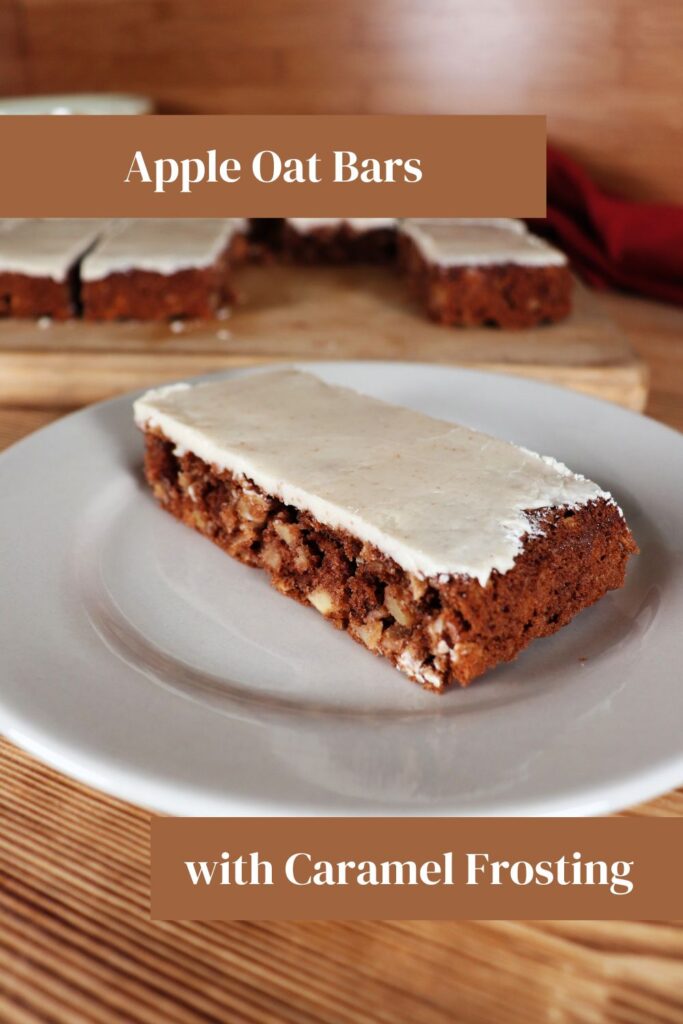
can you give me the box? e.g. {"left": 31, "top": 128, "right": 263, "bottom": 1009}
{"left": 528, "top": 146, "right": 683, "bottom": 305}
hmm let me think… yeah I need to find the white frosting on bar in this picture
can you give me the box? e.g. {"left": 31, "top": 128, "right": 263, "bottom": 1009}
{"left": 134, "top": 370, "right": 611, "bottom": 585}
{"left": 81, "top": 219, "right": 246, "bottom": 281}
{"left": 401, "top": 218, "right": 567, "bottom": 268}
{"left": 287, "top": 218, "right": 396, "bottom": 233}
{"left": 0, "top": 219, "right": 106, "bottom": 281}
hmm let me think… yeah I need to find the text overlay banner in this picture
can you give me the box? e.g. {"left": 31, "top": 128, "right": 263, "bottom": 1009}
{"left": 151, "top": 817, "right": 680, "bottom": 921}
{"left": 0, "top": 115, "right": 546, "bottom": 217}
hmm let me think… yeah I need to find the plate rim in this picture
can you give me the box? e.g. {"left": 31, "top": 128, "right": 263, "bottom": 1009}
{"left": 1, "top": 361, "right": 682, "bottom": 817}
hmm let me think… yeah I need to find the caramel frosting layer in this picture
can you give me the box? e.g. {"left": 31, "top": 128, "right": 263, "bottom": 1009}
{"left": 287, "top": 218, "right": 396, "bottom": 233}
{"left": 0, "top": 219, "right": 107, "bottom": 281}
{"left": 400, "top": 218, "right": 567, "bottom": 268}
{"left": 134, "top": 369, "right": 610, "bottom": 585}
{"left": 81, "top": 218, "right": 246, "bottom": 281}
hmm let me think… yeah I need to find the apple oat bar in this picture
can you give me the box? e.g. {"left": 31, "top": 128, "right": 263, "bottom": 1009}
{"left": 134, "top": 370, "right": 636, "bottom": 690}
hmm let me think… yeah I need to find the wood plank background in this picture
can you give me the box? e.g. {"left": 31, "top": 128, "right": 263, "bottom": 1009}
{"left": 1, "top": 0, "right": 682, "bottom": 203}
{"left": 1, "top": 738, "right": 682, "bottom": 1024}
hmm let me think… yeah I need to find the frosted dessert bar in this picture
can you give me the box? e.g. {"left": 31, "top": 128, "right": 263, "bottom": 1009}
{"left": 81, "top": 218, "right": 247, "bottom": 321}
{"left": 282, "top": 218, "right": 397, "bottom": 263}
{"left": 134, "top": 369, "right": 636, "bottom": 691}
{"left": 398, "top": 218, "right": 573, "bottom": 328}
{"left": 0, "top": 219, "right": 105, "bottom": 319}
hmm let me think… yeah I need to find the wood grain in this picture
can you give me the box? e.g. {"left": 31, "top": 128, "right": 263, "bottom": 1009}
{"left": 1, "top": 741, "right": 682, "bottom": 1024}
{"left": 4, "top": 0, "right": 683, "bottom": 202}
{"left": 1, "top": 289, "right": 682, "bottom": 1023}
{"left": 602, "top": 291, "right": 683, "bottom": 431}
{"left": 0, "top": 267, "right": 648, "bottom": 410}
{"left": 0, "top": 0, "right": 26, "bottom": 94}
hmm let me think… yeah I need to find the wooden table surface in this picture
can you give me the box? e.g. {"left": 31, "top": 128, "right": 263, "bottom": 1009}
{"left": 1, "top": 289, "right": 682, "bottom": 1024}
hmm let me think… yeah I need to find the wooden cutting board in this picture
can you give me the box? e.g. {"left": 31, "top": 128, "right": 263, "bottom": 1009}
{"left": 0, "top": 263, "right": 647, "bottom": 409}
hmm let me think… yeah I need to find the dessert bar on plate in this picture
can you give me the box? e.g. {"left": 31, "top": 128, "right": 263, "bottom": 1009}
{"left": 134, "top": 369, "right": 636, "bottom": 691}
{"left": 81, "top": 218, "right": 247, "bottom": 321}
{"left": 398, "top": 218, "right": 572, "bottom": 328}
{"left": 0, "top": 219, "right": 106, "bottom": 319}
{"left": 282, "top": 218, "right": 397, "bottom": 264}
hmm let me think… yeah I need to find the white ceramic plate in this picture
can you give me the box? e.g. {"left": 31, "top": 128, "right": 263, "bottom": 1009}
{"left": 1, "top": 363, "right": 681, "bottom": 816}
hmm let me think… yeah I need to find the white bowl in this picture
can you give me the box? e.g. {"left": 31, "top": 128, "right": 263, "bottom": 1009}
{"left": 0, "top": 93, "right": 153, "bottom": 115}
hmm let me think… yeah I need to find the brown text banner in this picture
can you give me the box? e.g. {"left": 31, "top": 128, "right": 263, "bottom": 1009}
{"left": 0, "top": 115, "right": 545, "bottom": 217}
{"left": 151, "top": 817, "right": 680, "bottom": 921}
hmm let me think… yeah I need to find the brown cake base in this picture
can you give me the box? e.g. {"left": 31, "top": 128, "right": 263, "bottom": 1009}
{"left": 0, "top": 271, "right": 76, "bottom": 319}
{"left": 142, "top": 429, "right": 637, "bottom": 691}
{"left": 282, "top": 223, "right": 396, "bottom": 264}
{"left": 398, "top": 234, "right": 573, "bottom": 328}
{"left": 82, "top": 235, "right": 247, "bottom": 321}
